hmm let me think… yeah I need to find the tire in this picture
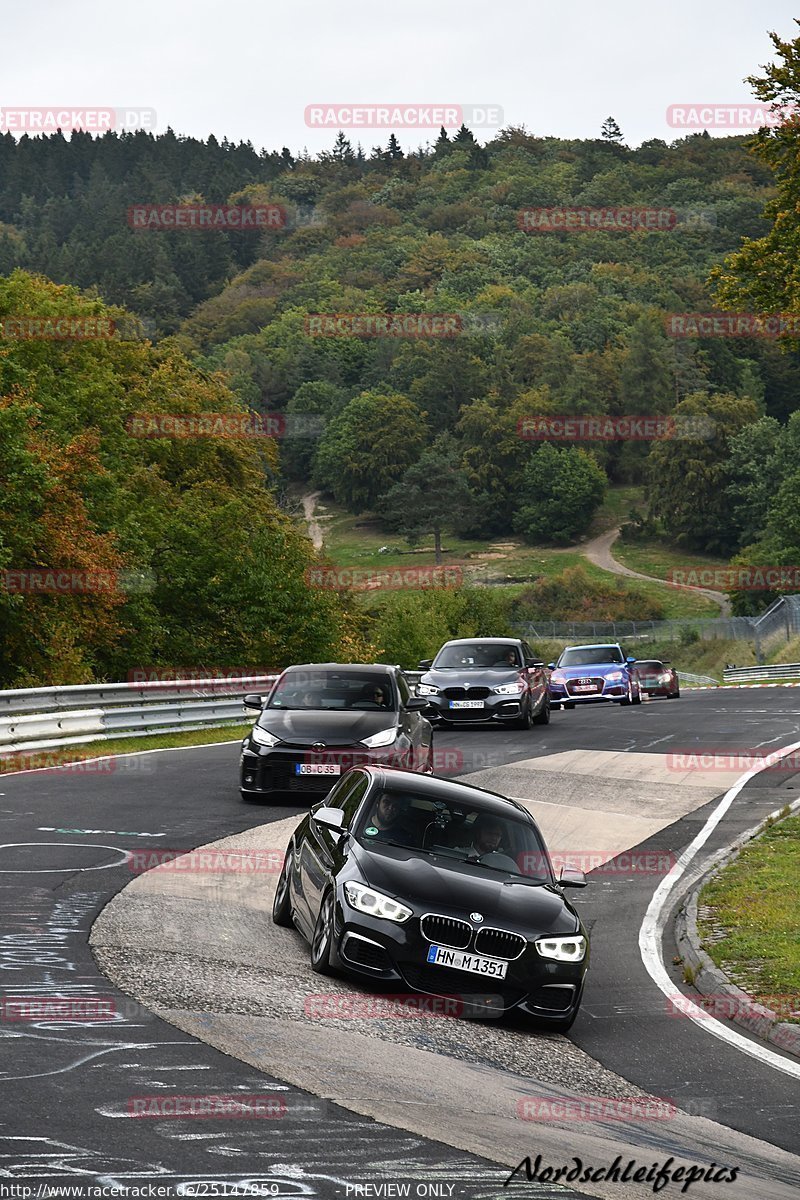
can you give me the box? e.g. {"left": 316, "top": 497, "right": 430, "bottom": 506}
{"left": 533, "top": 697, "right": 550, "bottom": 725}
{"left": 516, "top": 701, "right": 534, "bottom": 730}
{"left": 631, "top": 685, "right": 642, "bottom": 706}
{"left": 310, "top": 890, "right": 335, "bottom": 975}
{"left": 272, "top": 849, "right": 294, "bottom": 928}
{"left": 669, "top": 686, "right": 680, "bottom": 699}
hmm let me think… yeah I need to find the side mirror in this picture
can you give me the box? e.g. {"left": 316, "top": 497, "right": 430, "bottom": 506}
{"left": 547, "top": 662, "right": 556, "bottom": 670}
{"left": 313, "top": 806, "right": 346, "bottom": 833}
{"left": 527, "top": 658, "right": 544, "bottom": 668}
{"left": 405, "top": 696, "right": 428, "bottom": 711}
{"left": 626, "top": 657, "right": 636, "bottom": 665}
{"left": 559, "top": 867, "right": 587, "bottom": 888}
{"left": 243, "top": 693, "right": 264, "bottom": 710}
{"left": 417, "top": 659, "right": 433, "bottom": 670}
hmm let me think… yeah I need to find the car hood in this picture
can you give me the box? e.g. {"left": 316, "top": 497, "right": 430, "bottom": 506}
{"left": 421, "top": 668, "right": 522, "bottom": 688}
{"left": 257, "top": 708, "right": 397, "bottom": 746}
{"left": 353, "top": 843, "right": 578, "bottom": 935}
{"left": 554, "top": 663, "right": 627, "bottom": 677}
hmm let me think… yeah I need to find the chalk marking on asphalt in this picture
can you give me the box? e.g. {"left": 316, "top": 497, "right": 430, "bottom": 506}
{"left": 0, "top": 842, "right": 130, "bottom": 873}
{"left": 639, "top": 739, "right": 800, "bottom": 1081}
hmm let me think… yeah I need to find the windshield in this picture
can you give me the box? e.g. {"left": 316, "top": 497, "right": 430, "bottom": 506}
{"left": 267, "top": 670, "right": 396, "bottom": 711}
{"left": 634, "top": 661, "right": 662, "bottom": 671}
{"left": 433, "top": 643, "right": 522, "bottom": 669}
{"left": 356, "top": 790, "right": 552, "bottom": 881}
{"left": 559, "top": 646, "right": 624, "bottom": 667}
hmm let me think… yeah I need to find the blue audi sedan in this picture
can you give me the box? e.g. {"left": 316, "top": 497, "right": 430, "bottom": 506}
{"left": 548, "top": 643, "right": 641, "bottom": 709}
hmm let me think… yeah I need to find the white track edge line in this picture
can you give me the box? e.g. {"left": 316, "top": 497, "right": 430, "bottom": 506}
{"left": 639, "top": 738, "right": 800, "bottom": 1080}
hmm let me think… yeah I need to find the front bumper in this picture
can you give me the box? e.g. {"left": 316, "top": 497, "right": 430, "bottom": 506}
{"left": 330, "top": 900, "right": 587, "bottom": 1021}
{"left": 421, "top": 692, "right": 529, "bottom": 723}
{"left": 549, "top": 677, "right": 629, "bottom": 704}
{"left": 240, "top": 743, "right": 413, "bottom": 796}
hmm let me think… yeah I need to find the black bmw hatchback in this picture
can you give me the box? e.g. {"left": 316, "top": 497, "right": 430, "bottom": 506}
{"left": 273, "top": 766, "right": 589, "bottom": 1030}
{"left": 240, "top": 664, "right": 432, "bottom": 801}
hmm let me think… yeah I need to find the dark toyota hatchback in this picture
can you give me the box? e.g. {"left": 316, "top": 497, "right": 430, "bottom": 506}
{"left": 416, "top": 637, "right": 550, "bottom": 728}
{"left": 273, "top": 766, "right": 589, "bottom": 1030}
{"left": 239, "top": 664, "right": 432, "bottom": 802}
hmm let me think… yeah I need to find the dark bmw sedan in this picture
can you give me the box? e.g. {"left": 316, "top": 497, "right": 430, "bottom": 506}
{"left": 273, "top": 766, "right": 589, "bottom": 1030}
{"left": 239, "top": 664, "right": 432, "bottom": 802}
{"left": 416, "top": 637, "right": 550, "bottom": 728}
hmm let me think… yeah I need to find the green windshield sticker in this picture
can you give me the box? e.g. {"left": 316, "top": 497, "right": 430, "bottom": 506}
{"left": 364, "top": 826, "right": 379, "bottom": 836}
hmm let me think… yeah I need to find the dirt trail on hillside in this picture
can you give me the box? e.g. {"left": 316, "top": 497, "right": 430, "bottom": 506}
{"left": 302, "top": 491, "right": 326, "bottom": 550}
{"left": 582, "top": 527, "right": 731, "bottom": 616}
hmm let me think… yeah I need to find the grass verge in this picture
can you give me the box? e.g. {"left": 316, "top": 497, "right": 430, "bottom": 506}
{"left": 698, "top": 812, "right": 800, "bottom": 1021}
{"left": 0, "top": 723, "right": 253, "bottom": 774}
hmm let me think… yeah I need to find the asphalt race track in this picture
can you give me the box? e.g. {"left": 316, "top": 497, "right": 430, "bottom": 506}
{"left": 1, "top": 688, "right": 799, "bottom": 1198}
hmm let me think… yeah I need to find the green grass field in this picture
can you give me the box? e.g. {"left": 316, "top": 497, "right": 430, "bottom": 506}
{"left": 698, "top": 813, "right": 800, "bottom": 1021}
{"left": 312, "top": 490, "right": 719, "bottom": 618}
{"left": 612, "top": 538, "right": 730, "bottom": 586}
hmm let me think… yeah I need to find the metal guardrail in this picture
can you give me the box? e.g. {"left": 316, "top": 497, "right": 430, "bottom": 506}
{"left": 722, "top": 663, "right": 800, "bottom": 683}
{"left": 676, "top": 672, "right": 719, "bottom": 686}
{"left": 0, "top": 676, "right": 278, "bottom": 755}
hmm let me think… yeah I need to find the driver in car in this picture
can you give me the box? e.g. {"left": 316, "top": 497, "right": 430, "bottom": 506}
{"left": 461, "top": 814, "right": 518, "bottom": 871}
{"left": 366, "top": 791, "right": 417, "bottom": 848}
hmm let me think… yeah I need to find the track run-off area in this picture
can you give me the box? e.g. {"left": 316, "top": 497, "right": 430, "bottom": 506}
{"left": 1, "top": 688, "right": 799, "bottom": 1199}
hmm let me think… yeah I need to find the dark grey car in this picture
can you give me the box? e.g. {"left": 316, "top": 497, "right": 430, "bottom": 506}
{"left": 416, "top": 638, "right": 550, "bottom": 729}
{"left": 239, "top": 663, "right": 432, "bottom": 801}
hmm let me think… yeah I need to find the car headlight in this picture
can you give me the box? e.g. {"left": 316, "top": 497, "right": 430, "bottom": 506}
{"left": 605, "top": 671, "right": 624, "bottom": 682}
{"left": 417, "top": 683, "right": 439, "bottom": 696}
{"left": 361, "top": 727, "right": 398, "bottom": 748}
{"left": 535, "top": 934, "right": 587, "bottom": 962}
{"left": 550, "top": 670, "right": 566, "bottom": 684}
{"left": 343, "top": 881, "right": 412, "bottom": 923}
{"left": 493, "top": 682, "right": 524, "bottom": 695}
{"left": 251, "top": 725, "right": 280, "bottom": 748}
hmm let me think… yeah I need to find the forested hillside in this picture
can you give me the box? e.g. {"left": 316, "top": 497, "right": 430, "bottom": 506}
{"left": 5, "top": 31, "right": 800, "bottom": 685}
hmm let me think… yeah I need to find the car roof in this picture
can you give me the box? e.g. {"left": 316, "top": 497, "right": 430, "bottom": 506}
{"left": 356, "top": 765, "right": 535, "bottom": 823}
{"left": 439, "top": 637, "right": 523, "bottom": 646}
{"left": 561, "top": 643, "right": 623, "bottom": 651}
{"left": 282, "top": 663, "right": 399, "bottom": 674}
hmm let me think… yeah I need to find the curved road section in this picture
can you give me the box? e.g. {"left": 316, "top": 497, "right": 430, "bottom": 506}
{"left": 1, "top": 691, "right": 798, "bottom": 1197}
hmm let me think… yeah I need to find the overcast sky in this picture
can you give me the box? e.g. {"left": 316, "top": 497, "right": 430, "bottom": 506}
{"left": 2, "top": 1, "right": 798, "bottom": 153}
